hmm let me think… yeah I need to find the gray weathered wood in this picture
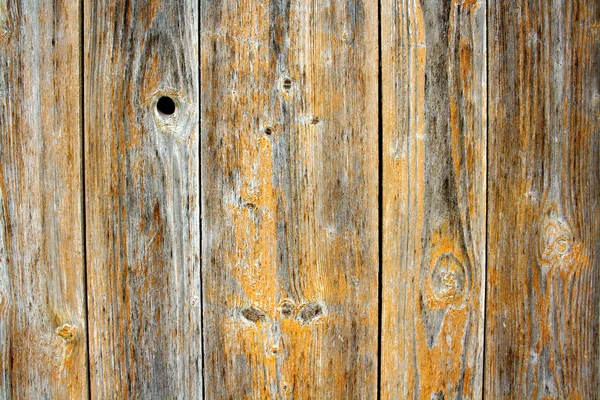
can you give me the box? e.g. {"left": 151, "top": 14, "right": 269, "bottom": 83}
{"left": 486, "top": 0, "right": 600, "bottom": 397}
{"left": 0, "top": 0, "right": 88, "bottom": 398}
{"left": 201, "top": 0, "right": 379, "bottom": 397}
{"left": 381, "top": 0, "right": 487, "bottom": 398}
{"left": 84, "top": 0, "right": 200, "bottom": 397}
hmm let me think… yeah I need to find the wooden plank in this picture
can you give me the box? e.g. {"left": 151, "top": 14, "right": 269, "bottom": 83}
{"left": 201, "top": 0, "right": 379, "bottom": 397}
{"left": 486, "top": 0, "right": 600, "bottom": 397}
{"left": 0, "top": 0, "right": 88, "bottom": 398}
{"left": 381, "top": 0, "right": 486, "bottom": 398}
{"left": 84, "top": 0, "right": 200, "bottom": 398}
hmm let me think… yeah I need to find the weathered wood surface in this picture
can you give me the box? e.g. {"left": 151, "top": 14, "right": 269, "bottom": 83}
{"left": 486, "top": 0, "right": 600, "bottom": 398}
{"left": 381, "top": 0, "right": 487, "bottom": 398}
{"left": 0, "top": 0, "right": 88, "bottom": 398}
{"left": 201, "top": 0, "right": 379, "bottom": 398}
{"left": 84, "top": 0, "right": 200, "bottom": 398}
{"left": 1, "top": 0, "right": 599, "bottom": 398}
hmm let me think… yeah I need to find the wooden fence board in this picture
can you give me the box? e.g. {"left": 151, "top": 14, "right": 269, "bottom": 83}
{"left": 0, "top": 0, "right": 88, "bottom": 398}
{"left": 381, "top": 0, "right": 487, "bottom": 398}
{"left": 84, "top": 0, "right": 200, "bottom": 398}
{"left": 486, "top": 0, "right": 600, "bottom": 397}
{"left": 200, "top": 0, "right": 379, "bottom": 398}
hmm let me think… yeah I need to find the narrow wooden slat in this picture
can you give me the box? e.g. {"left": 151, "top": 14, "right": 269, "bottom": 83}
{"left": 84, "top": 0, "right": 200, "bottom": 398}
{"left": 381, "top": 0, "right": 486, "bottom": 398}
{"left": 486, "top": 0, "right": 600, "bottom": 397}
{"left": 0, "top": 0, "right": 88, "bottom": 398}
{"left": 201, "top": 0, "right": 379, "bottom": 397}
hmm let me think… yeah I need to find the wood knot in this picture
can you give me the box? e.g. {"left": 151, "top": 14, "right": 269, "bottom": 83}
{"left": 240, "top": 305, "right": 268, "bottom": 324}
{"left": 56, "top": 324, "right": 76, "bottom": 343}
{"left": 296, "top": 301, "right": 324, "bottom": 325}
{"left": 538, "top": 207, "right": 584, "bottom": 273}
{"left": 430, "top": 253, "right": 468, "bottom": 309}
{"left": 278, "top": 299, "right": 295, "bottom": 318}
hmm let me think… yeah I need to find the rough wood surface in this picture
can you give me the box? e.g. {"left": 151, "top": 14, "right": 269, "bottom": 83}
{"left": 0, "top": 0, "right": 88, "bottom": 398}
{"left": 200, "top": 0, "right": 379, "bottom": 398}
{"left": 84, "top": 0, "right": 200, "bottom": 398}
{"left": 381, "top": 0, "right": 487, "bottom": 398}
{"left": 485, "top": 0, "right": 600, "bottom": 397}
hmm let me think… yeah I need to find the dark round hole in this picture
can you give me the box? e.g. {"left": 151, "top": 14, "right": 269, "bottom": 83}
{"left": 156, "top": 96, "right": 176, "bottom": 116}
{"left": 283, "top": 78, "right": 292, "bottom": 90}
{"left": 264, "top": 127, "right": 273, "bottom": 135}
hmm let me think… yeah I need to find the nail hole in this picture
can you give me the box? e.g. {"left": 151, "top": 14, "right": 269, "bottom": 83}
{"left": 282, "top": 78, "right": 292, "bottom": 90}
{"left": 240, "top": 306, "right": 268, "bottom": 323}
{"left": 156, "top": 96, "right": 176, "bottom": 116}
{"left": 264, "top": 127, "right": 274, "bottom": 136}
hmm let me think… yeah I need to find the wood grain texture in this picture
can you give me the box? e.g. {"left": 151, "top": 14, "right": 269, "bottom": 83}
{"left": 84, "top": 0, "right": 200, "bottom": 398}
{"left": 201, "top": 0, "right": 379, "bottom": 398}
{"left": 381, "top": 0, "right": 486, "bottom": 398}
{"left": 0, "top": 0, "right": 88, "bottom": 398}
{"left": 486, "top": 0, "right": 600, "bottom": 397}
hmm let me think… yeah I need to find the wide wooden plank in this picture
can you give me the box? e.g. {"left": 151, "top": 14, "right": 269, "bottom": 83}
{"left": 201, "top": 0, "right": 379, "bottom": 398}
{"left": 381, "top": 0, "right": 486, "bottom": 398}
{"left": 486, "top": 0, "right": 600, "bottom": 397}
{"left": 0, "top": 0, "right": 88, "bottom": 398}
{"left": 84, "top": 0, "right": 200, "bottom": 398}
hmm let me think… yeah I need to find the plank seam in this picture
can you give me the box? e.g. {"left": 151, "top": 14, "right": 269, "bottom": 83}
{"left": 198, "top": 0, "right": 206, "bottom": 398}
{"left": 80, "top": 0, "right": 92, "bottom": 397}
{"left": 482, "top": 0, "right": 489, "bottom": 398}
{"left": 377, "top": 0, "right": 383, "bottom": 397}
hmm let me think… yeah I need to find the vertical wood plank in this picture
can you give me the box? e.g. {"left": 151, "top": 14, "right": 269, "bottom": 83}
{"left": 201, "top": 0, "right": 379, "bottom": 398}
{"left": 84, "top": 0, "right": 200, "bottom": 398}
{"left": 486, "top": 0, "right": 600, "bottom": 397}
{"left": 381, "top": 0, "right": 487, "bottom": 398}
{"left": 0, "top": 0, "right": 88, "bottom": 398}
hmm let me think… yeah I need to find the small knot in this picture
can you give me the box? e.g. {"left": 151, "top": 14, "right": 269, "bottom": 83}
{"left": 538, "top": 208, "right": 574, "bottom": 270}
{"left": 240, "top": 306, "right": 268, "bottom": 324}
{"left": 430, "top": 253, "right": 467, "bottom": 308}
{"left": 56, "top": 324, "right": 76, "bottom": 342}
{"left": 296, "top": 301, "right": 324, "bottom": 325}
{"left": 278, "top": 299, "right": 295, "bottom": 318}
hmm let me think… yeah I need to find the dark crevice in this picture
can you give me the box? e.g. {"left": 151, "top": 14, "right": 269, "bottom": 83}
{"left": 80, "top": 0, "right": 92, "bottom": 399}
{"left": 376, "top": 0, "right": 383, "bottom": 397}
{"left": 482, "top": 0, "right": 489, "bottom": 398}
{"left": 198, "top": 0, "right": 206, "bottom": 399}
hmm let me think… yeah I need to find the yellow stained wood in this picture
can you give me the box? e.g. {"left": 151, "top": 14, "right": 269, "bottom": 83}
{"left": 381, "top": 0, "right": 487, "bottom": 398}
{"left": 0, "top": 0, "right": 88, "bottom": 398}
{"left": 201, "top": 0, "right": 379, "bottom": 398}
